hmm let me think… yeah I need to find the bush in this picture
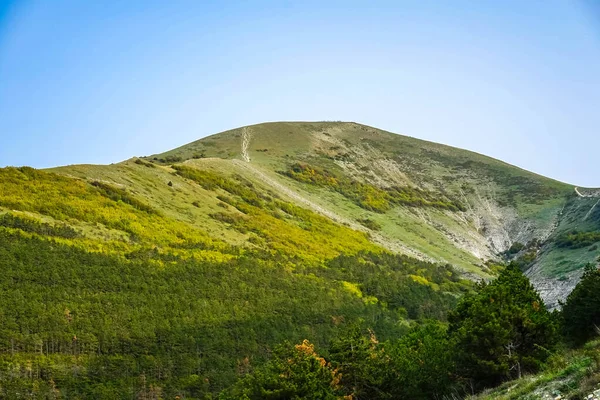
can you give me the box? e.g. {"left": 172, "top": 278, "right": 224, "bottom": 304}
{"left": 0, "top": 213, "right": 79, "bottom": 238}
{"left": 508, "top": 242, "right": 525, "bottom": 254}
{"left": 357, "top": 218, "right": 381, "bottom": 231}
{"left": 91, "top": 181, "right": 157, "bottom": 214}
{"left": 556, "top": 231, "right": 600, "bottom": 249}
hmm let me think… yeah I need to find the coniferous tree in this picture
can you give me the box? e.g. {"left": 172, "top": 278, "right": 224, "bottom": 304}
{"left": 384, "top": 322, "right": 455, "bottom": 399}
{"left": 223, "top": 340, "right": 342, "bottom": 400}
{"left": 448, "top": 263, "right": 557, "bottom": 391}
{"left": 562, "top": 263, "right": 600, "bottom": 345}
{"left": 328, "top": 324, "right": 389, "bottom": 399}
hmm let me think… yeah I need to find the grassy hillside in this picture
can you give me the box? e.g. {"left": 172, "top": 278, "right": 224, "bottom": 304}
{"left": 149, "top": 121, "right": 599, "bottom": 302}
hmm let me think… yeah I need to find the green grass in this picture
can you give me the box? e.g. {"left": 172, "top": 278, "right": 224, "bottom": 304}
{"left": 470, "top": 340, "right": 600, "bottom": 400}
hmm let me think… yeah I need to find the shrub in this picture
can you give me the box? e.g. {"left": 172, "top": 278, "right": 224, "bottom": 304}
{"left": 0, "top": 213, "right": 79, "bottom": 238}
{"left": 357, "top": 218, "right": 381, "bottom": 231}
{"left": 91, "top": 181, "right": 157, "bottom": 214}
{"left": 556, "top": 231, "right": 600, "bottom": 249}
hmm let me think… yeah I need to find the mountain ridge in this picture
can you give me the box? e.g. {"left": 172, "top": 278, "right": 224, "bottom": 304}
{"left": 150, "top": 121, "right": 580, "bottom": 187}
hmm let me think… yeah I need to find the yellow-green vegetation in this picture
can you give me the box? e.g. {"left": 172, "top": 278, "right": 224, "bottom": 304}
{"left": 0, "top": 160, "right": 470, "bottom": 399}
{"left": 148, "top": 121, "right": 594, "bottom": 285}
{"left": 0, "top": 166, "right": 229, "bottom": 258}
{"left": 281, "top": 162, "right": 465, "bottom": 212}
{"left": 173, "top": 164, "right": 379, "bottom": 261}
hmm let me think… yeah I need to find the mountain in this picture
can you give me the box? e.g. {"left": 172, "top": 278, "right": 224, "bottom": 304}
{"left": 0, "top": 121, "right": 598, "bottom": 398}
{"left": 147, "top": 121, "right": 598, "bottom": 306}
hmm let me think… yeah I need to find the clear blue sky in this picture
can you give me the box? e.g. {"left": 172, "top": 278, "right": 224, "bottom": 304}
{"left": 1, "top": 1, "right": 599, "bottom": 186}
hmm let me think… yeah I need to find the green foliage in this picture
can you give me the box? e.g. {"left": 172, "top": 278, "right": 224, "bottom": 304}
{"left": 562, "top": 264, "right": 600, "bottom": 345}
{"left": 0, "top": 118, "right": 585, "bottom": 398}
{"left": 466, "top": 339, "right": 600, "bottom": 400}
{"left": 91, "top": 180, "right": 157, "bottom": 214}
{"left": 224, "top": 265, "right": 559, "bottom": 399}
{"left": 0, "top": 230, "right": 377, "bottom": 397}
{"left": 281, "top": 163, "right": 465, "bottom": 212}
{"left": 327, "top": 322, "right": 456, "bottom": 399}
{"left": 357, "top": 218, "right": 381, "bottom": 231}
{"left": 0, "top": 167, "right": 224, "bottom": 253}
{"left": 222, "top": 340, "right": 342, "bottom": 400}
{"left": 507, "top": 242, "right": 525, "bottom": 255}
{"left": 328, "top": 324, "right": 388, "bottom": 399}
{"left": 228, "top": 322, "right": 456, "bottom": 400}
{"left": 0, "top": 212, "right": 79, "bottom": 238}
{"left": 384, "top": 322, "right": 456, "bottom": 399}
{"left": 0, "top": 218, "right": 469, "bottom": 398}
{"left": 133, "top": 158, "right": 156, "bottom": 168}
{"left": 556, "top": 230, "right": 600, "bottom": 249}
{"left": 448, "top": 263, "right": 558, "bottom": 390}
{"left": 174, "top": 164, "right": 380, "bottom": 262}
{"left": 152, "top": 155, "right": 183, "bottom": 163}
{"left": 512, "top": 250, "right": 538, "bottom": 269}
{"left": 323, "top": 252, "right": 469, "bottom": 320}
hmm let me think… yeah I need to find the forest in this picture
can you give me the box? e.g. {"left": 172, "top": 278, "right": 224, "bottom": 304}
{"left": 0, "top": 166, "right": 472, "bottom": 398}
{"left": 0, "top": 228, "right": 472, "bottom": 399}
{"left": 223, "top": 263, "right": 600, "bottom": 399}
{"left": 1, "top": 227, "right": 597, "bottom": 399}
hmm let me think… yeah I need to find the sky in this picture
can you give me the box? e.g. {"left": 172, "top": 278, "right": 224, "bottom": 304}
{"left": 0, "top": 1, "right": 599, "bottom": 187}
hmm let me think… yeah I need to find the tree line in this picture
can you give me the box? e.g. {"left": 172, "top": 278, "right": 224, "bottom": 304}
{"left": 223, "top": 262, "right": 600, "bottom": 399}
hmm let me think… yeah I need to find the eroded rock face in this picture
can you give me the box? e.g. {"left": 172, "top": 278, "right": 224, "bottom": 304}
{"left": 529, "top": 270, "right": 583, "bottom": 310}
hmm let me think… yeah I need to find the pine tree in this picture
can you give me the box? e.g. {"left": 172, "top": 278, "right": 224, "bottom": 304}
{"left": 223, "top": 340, "right": 342, "bottom": 400}
{"left": 448, "top": 263, "right": 557, "bottom": 391}
{"left": 385, "top": 322, "right": 455, "bottom": 399}
{"left": 328, "top": 323, "right": 389, "bottom": 399}
{"left": 562, "top": 263, "right": 600, "bottom": 345}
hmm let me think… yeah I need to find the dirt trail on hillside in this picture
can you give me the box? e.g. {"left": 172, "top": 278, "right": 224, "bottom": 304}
{"left": 241, "top": 127, "right": 251, "bottom": 162}
{"left": 574, "top": 187, "right": 600, "bottom": 198}
{"left": 234, "top": 129, "right": 434, "bottom": 261}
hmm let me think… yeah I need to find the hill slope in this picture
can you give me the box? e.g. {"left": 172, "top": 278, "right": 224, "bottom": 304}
{"left": 148, "top": 121, "right": 599, "bottom": 307}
